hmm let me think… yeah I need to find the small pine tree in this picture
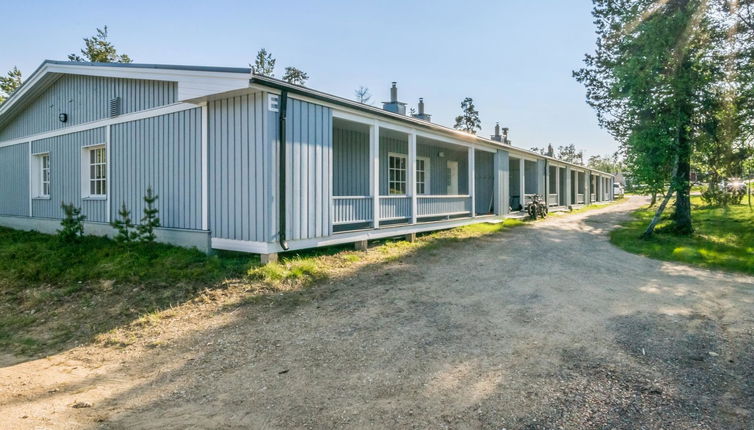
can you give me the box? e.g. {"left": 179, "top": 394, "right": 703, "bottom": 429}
{"left": 111, "top": 202, "right": 138, "bottom": 243}
{"left": 58, "top": 202, "right": 86, "bottom": 242}
{"left": 453, "top": 97, "right": 481, "bottom": 135}
{"left": 282, "top": 66, "right": 309, "bottom": 85}
{"left": 250, "top": 48, "right": 276, "bottom": 77}
{"left": 137, "top": 187, "right": 160, "bottom": 243}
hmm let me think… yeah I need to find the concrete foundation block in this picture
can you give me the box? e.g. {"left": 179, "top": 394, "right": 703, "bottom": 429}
{"left": 404, "top": 233, "right": 417, "bottom": 243}
{"left": 354, "top": 240, "right": 369, "bottom": 251}
{"left": 260, "top": 253, "right": 279, "bottom": 265}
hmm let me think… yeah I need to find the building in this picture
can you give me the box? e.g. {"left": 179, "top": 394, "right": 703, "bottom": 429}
{"left": 0, "top": 60, "right": 615, "bottom": 262}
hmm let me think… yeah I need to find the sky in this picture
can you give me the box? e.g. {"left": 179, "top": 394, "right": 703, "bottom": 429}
{"left": 0, "top": 0, "right": 618, "bottom": 157}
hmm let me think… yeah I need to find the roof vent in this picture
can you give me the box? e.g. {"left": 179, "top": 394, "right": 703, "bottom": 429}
{"left": 491, "top": 122, "right": 511, "bottom": 145}
{"left": 411, "top": 98, "right": 432, "bottom": 122}
{"left": 382, "top": 82, "right": 407, "bottom": 115}
{"left": 109, "top": 97, "right": 121, "bottom": 117}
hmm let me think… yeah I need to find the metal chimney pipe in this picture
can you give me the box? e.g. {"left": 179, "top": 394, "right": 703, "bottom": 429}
{"left": 390, "top": 82, "right": 397, "bottom": 103}
{"left": 494, "top": 122, "right": 500, "bottom": 136}
{"left": 418, "top": 98, "right": 425, "bottom": 115}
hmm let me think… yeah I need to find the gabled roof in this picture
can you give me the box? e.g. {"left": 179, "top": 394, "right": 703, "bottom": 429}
{"left": 0, "top": 60, "right": 251, "bottom": 130}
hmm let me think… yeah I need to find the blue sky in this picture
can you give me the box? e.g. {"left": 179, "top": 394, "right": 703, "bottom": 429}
{"left": 0, "top": 0, "right": 617, "bottom": 157}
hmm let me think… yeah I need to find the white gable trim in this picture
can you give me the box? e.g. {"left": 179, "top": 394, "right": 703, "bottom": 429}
{"left": 0, "top": 62, "right": 250, "bottom": 120}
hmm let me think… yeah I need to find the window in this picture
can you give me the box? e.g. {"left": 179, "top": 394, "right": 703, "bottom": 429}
{"left": 416, "top": 157, "right": 430, "bottom": 195}
{"left": 41, "top": 154, "right": 50, "bottom": 197}
{"left": 82, "top": 145, "right": 107, "bottom": 197}
{"left": 388, "top": 153, "right": 407, "bottom": 195}
{"left": 31, "top": 153, "right": 51, "bottom": 198}
{"left": 268, "top": 94, "right": 280, "bottom": 112}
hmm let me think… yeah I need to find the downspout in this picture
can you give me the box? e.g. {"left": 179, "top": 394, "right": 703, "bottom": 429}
{"left": 278, "top": 91, "right": 290, "bottom": 250}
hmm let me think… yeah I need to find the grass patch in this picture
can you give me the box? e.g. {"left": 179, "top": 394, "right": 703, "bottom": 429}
{"left": 610, "top": 196, "right": 754, "bottom": 275}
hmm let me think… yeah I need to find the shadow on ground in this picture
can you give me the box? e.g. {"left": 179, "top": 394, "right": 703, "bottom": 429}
{"left": 3, "top": 198, "right": 754, "bottom": 429}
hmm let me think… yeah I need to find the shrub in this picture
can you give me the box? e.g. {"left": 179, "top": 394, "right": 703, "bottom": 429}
{"left": 137, "top": 187, "right": 160, "bottom": 243}
{"left": 111, "top": 202, "right": 138, "bottom": 243}
{"left": 58, "top": 202, "right": 86, "bottom": 242}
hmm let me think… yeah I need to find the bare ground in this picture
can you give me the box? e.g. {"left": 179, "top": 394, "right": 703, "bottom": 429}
{"left": 2, "top": 196, "right": 753, "bottom": 429}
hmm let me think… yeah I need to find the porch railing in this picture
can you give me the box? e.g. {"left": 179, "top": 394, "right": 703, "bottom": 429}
{"left": 576, "top": 193, "right": 585, "bottom": 204}
{"left": 417, "top": 195, "right": 471, "bottom": 217}
{"left": 332, "top": 196, "right": 373, "bottom": 225}
{"left": 524, "top": 194, "right": 536, "bottom": 205}
{"left": 548, "top": 194, "right": 559, "bottom": 207}
{"left": 590, "top": 193, "right": 596, "bottom": 202}
{"left": 379, "top": 196, "right": 411, "bottom": 221}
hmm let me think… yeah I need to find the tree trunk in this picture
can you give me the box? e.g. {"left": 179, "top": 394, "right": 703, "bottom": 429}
{"left": 642, "top": 184, "right": 676, "bottom": 239}
{"left": 649, "top": 191, "right": 657, "bottom": 207}
{"left": 670, "top": 111, "right": 693, "bottom": 235}
{"left": 642, "top": 155, "right": 679, "bottom": 239}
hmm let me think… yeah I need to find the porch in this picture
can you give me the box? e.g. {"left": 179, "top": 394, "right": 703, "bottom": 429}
{"left": 508, "top": 156, "right": 540, "bottom": 212}
{"left": 547, "top": 164, "right": 568, "bottom": 208}
{"left": 331, "top": 117, "right": 497, "bottom": 232}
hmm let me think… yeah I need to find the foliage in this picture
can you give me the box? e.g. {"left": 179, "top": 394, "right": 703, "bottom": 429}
{"left": 58, "top": 202, "right": 86, "bottom": 243}
{"left": 588, "top": 151, "right": 625, "bottom": 173}
{"left": 111, "top": 202, "right": 138, "bottom": 243}
{"left": 355, "top": 86, "right": 372, "bottom": 104}
{"left": 67, "top": 26, "right": 132, "bottom": 63}
{"left": 251, "top": 48, "right": 276, "bottom": 77}
{"left": 453, "top": 97, "right": 481, "bottom": 134}
{"left": 575, "top": 0, "right": 727, "bottom": 236}
{"left": 282, "top": 66, "right": 309, "bottom": 85}
{"left": 0, "top": 66, "right": 22, "bottom": 105}
{"left": 611, "top": 196, "right": 754, "bottom": 275}
{"left": 557, "top": 144, "right": 584, "bottom": 165}
{"left": 137, "top": 187, "right": 160, "bottom": 243}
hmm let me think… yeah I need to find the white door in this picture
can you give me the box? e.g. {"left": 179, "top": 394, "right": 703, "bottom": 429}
{"left": 447, "top": 161, "right": 459, "bottom": 195}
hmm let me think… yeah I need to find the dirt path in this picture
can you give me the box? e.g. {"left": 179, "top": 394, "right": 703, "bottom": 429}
{"left": 2, "top": 196, "right": 753, "bottom": 429}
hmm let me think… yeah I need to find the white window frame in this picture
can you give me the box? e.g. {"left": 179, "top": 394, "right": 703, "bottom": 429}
{"left": 416, "top": 156, "right": 430, "bottom": 195}
{"left": 30, "top": 152, "right": 51, "bottom": 199}
{"left": 387, "top": 152, "right": 408, "bottom": 195}
{"left": 81, "top": 144, "right": 107, "bottom": 199}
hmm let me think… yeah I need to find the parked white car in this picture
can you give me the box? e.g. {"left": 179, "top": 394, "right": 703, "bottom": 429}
{"left": 613, "top": 183, "right": 625, "bottom": 198}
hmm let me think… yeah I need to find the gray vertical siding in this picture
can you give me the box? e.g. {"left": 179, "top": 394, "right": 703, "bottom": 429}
{"left": 494, "top": 150, "right": 508, "bottom": 215}
{"left": 0, "top": 75, "right": 178, "bottom": 141}
{"left": 333, "top": 127, "right": 369, "bottom": 196}
{"left": 0, "top": 143, "right": 29, "bottom": 216}
{"left": 416, "top": 143, "right": 468, "bottom": 195}
{"left": 209, "top": 92, "right": 275, "bottom": 242}
{"left": 111, "top": 108, "right": 202, "bottom": 230}
{"left": 474, "top": 150, "right": 495, "bottom": 214}
{"left": 31, "top": 128, "right": 107, "bottom": 222}
{"left": 284, "top": 98, "right": 333, "bottom": 241}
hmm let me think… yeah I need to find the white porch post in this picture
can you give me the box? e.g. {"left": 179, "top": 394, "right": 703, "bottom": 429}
{"left": 370, "top": 121, "right": 380, "bottom": 229}
{"left": 469, "top": 146, "right": 476, "bottom": 217}
{"left": 409, "top": 131, "right": 417, "bottom": 224}
{"left": 519, "top": 157, "right": 525, "bottom": 210}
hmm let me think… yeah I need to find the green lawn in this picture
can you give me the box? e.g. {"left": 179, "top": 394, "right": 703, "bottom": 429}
{"left": 611, "top": 196, "right": 754, "bottom": 275}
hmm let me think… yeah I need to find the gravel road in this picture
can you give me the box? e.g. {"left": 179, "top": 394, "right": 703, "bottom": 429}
{"left": 2, "top": 196, "right": 753, "bottom": 429}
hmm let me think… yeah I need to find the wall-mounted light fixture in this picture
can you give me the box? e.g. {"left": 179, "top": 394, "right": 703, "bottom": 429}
{"left": 438, "top": 151, "right": 445, "bottom": 158}
{"left": 58, "top": 113, "right": 68, "bottom": 123}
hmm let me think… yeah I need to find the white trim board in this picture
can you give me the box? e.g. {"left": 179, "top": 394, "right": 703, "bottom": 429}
{"left": 0, "top": 102, "right": 199, "bottom": 148}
